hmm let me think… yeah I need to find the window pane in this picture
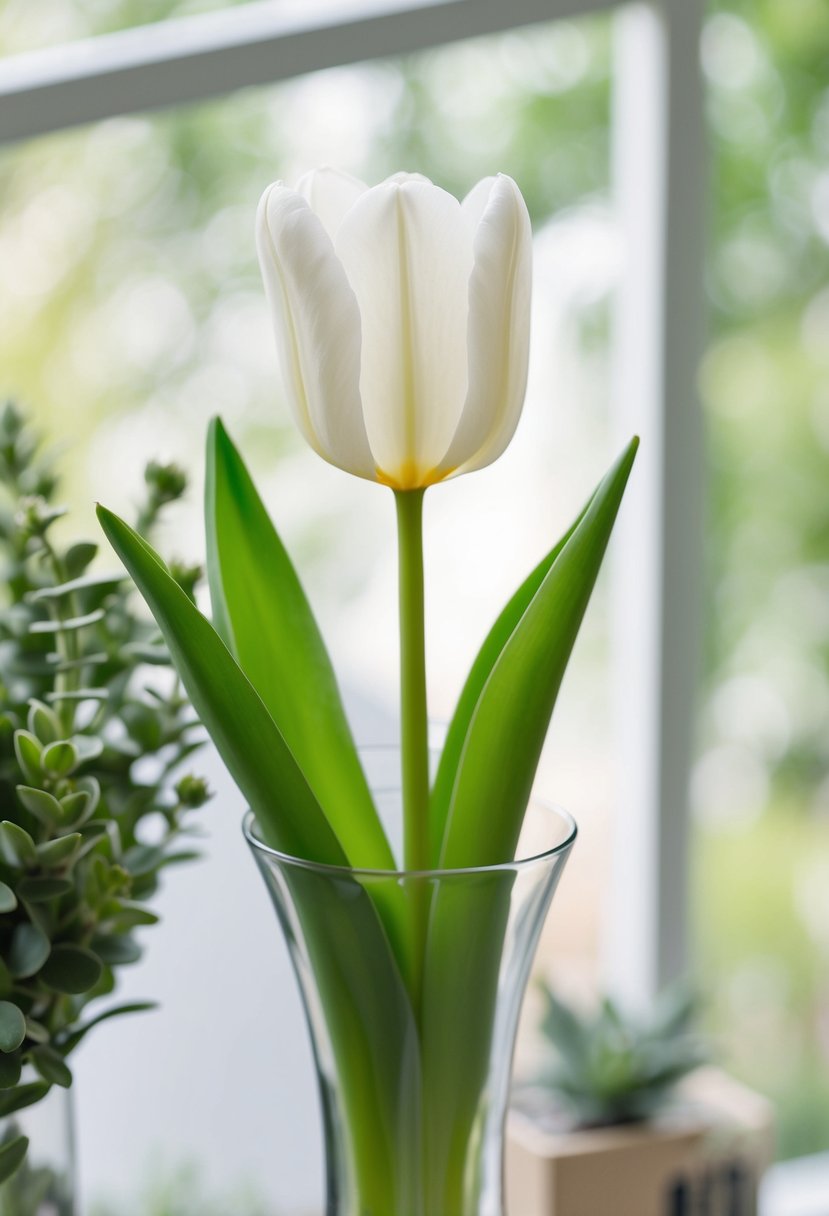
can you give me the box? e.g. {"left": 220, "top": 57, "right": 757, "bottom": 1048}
{"left": 693, "top": 0, "right": 829, "bottom": 1164}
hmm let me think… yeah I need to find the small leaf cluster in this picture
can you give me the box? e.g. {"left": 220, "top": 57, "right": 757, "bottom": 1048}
{"left": 0, "top": 402, "right": 210, "bottom": 1182}
{"left": 527, "top": 981, "right": 708, "bottom": 1129}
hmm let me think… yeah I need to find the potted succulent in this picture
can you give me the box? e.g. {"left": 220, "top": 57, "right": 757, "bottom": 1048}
{"left": 507, "top": 983, "right": 775, "bottom": 1216}
{"left": 0, "top": 402, "right": 210, "bottom": 1214}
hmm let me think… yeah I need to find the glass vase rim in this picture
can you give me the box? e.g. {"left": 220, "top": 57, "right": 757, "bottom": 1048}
{"left": 242, "top": 796, "right": 577, "bottom": 881}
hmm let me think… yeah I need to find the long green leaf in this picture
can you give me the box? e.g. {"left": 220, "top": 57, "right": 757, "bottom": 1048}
{"left": 100, "top": 506, "right": 423, "bottom": 1214}
{"left": 428, "top": 491, "right": 595, "bottom": 866}
{"left": 439, "top": 437, "right": 638, "bottom": 868}
{"left": 205, "top": 418, "right": 394, "bottom": 870}
{"left": 254, "top": 856, "right": 421, "bottom": 1212}
{"left": 96, "top": 505, "right": 347, "bottom": 867}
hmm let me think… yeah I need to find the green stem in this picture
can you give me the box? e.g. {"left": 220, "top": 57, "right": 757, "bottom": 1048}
{"left": 394, "top": 489, "right": 430, "bottom": 872}
{"left": 395, "top": 489, "right": 430, "bottom": 1016}
{"left": 42, "top": 539, "right": 79, "bottom": 737}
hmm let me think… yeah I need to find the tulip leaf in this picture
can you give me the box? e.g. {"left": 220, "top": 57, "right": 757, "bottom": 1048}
{"left": 438, "top": 437, "right": 638, "bottom": 867}
{"left": 205, "top": 418, "right": 394, "bottom": 870}
{"left": 428, "top": 492, "right": 594, "bottom": 866}
{"left": 96, "top": 505, "right": 349, "bottom": 867}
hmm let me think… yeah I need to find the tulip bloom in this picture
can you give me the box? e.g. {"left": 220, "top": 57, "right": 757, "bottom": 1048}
{"left": 256, "top": 168, "right": 532, "bottom": 491}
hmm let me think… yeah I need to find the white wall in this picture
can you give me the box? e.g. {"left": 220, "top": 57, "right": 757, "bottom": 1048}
{"left": 75, "top": 738, "right": 322, "bottom": 1213}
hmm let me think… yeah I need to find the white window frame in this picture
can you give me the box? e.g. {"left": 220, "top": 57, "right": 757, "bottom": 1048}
{"left": 0, "top": 0, "right": 705, "bottom": 1003}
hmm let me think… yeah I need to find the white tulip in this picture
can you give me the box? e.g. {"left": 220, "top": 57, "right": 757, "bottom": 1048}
{"left": 256, "top": 168, "right": 532, "bottom": 491}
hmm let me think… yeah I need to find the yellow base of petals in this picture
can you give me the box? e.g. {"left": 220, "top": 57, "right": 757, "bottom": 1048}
{"left": 375, "top": 461, "right": 455, "bottom": 491}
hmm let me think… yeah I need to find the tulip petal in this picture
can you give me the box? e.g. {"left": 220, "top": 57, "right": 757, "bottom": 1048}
{"left": 335, "top": 180, "right": 473, "bottom": 488}
{"left": 256, "top": 183, "right": 376, "bottom": 481}
{"left": 295, "top": 166, "right": 368, "bottom": 240}
{"left": 440, "top": 175, "right": 532, "bottom": 476}
{"left": 385, "top": 171, "right": 433, "bottom": 186}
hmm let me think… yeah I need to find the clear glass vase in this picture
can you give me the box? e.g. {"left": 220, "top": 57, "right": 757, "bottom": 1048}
{"left": 245, "top": 749, "right": 576, "bottom": 1216}
{"left": 0, "top": 1082, "right": 76, "bottom": 1216}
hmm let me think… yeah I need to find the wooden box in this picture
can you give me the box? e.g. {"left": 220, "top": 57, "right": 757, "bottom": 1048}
{"left": 506, "top": 1068, "right": 775, "bottom": 1216}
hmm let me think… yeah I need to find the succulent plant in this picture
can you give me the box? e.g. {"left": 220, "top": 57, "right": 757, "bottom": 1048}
{"left": 0, "top": 402, "right": 210, "bottom": 1183}
{"left": 523, "top": 980, "right": 708, "bottom": 1129}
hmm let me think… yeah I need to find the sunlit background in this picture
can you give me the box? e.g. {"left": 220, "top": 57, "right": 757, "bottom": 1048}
{"left": 1, "top": 0, "right": 828, "bottom": 1209}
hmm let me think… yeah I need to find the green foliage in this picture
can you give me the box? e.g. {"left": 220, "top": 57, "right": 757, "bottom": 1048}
{"left": 99, "top": 415, "right": 634, "bottom": 1211}
{"left": 428, "top": 498, "right": 591, "bottom": 865}
{"left": 90, "top": 1160, "right": 271, "bottom": 1216}
{"left": 101, "top": 422, "right": 634, "bottom": 877}
{"left": 204, "top": 418, "right": 392, "bottom": 869}
{"left": 0, "top": 1138, "right": 29, "bottom": 1190}
{"left": 96, "top": 506, "right": 347, "bottom": 867}
{"left": 693, "top": 2, "right": 829, "bottom": 1152}
{"left": 525, "top": 982, "right": 707, "bottom": 1128}
{"left": 0, "top": 402, "right": 210, "bottom": 1174}
{"left": 437, "top": 440, "right": 636, "bottom": 868}
{"left": 0, "top": 1117, "right": 69, "bottom": 1213}
{"left": 696, "top": 805, "right": 829, "bottom": 1158}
